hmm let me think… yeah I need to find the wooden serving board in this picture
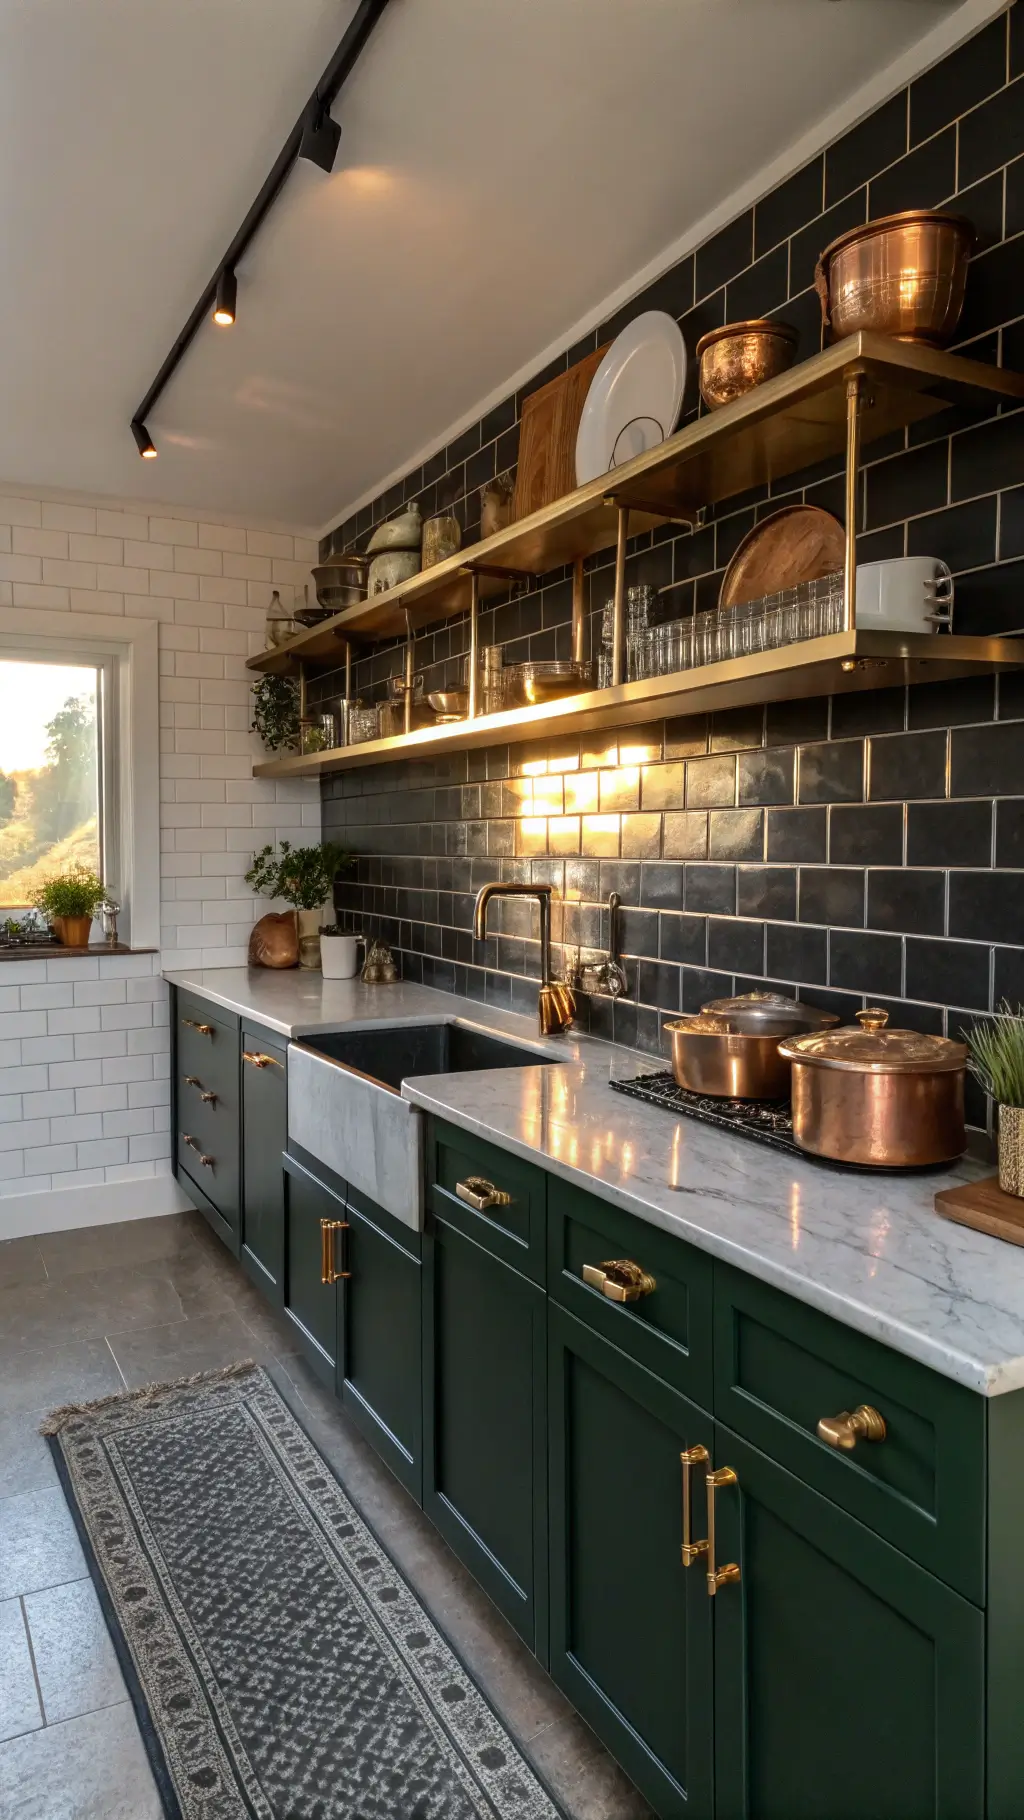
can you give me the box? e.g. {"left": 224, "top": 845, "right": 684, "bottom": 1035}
{"left": 512, "top": 343, "right": 609, "bottom": 522}
{"left": 719, "top": 503, "right": 846, "bottom": 609}
{"left": 934, "top": 1174, "right": 1024, "bottom": 1246}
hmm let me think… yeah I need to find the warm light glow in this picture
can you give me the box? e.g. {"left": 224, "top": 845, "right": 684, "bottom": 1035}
{"left": 213, "top": 308, "right": 235, "bottom": 326}
{"left": 141, "top": 446, "right": 158, "bottom": 458}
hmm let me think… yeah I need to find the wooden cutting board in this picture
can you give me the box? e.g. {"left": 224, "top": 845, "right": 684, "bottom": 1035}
{"left": 934, "top": 1174, "right": 1024, "bottom": 1246}
{"left": 719, "top": 504, "right": 846, "bottom": 610}
{"left": 512, "top": 343, "right": 609, "bottom": 522}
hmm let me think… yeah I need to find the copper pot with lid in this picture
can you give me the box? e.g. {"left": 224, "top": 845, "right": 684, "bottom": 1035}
{"left": 778, "top": 1008, "right": 967, "bottom": 1167}
{"left": 664, "top": 993, "right": 838, "bottom": 1100}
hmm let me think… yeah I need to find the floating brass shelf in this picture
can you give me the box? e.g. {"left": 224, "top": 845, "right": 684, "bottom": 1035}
{"left": 252, "top": 630, "right": 1023, "bottom": 779}
{"left": 247, "top": 334, "right": 1024, "bottom": 677}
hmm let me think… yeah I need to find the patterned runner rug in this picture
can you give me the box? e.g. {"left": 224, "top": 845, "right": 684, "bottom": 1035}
{"left": 44, "top": 1362, "right": 562, "bottom": 1820}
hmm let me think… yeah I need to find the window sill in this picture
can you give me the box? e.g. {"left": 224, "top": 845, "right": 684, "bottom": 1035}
{"left": 0, "top": 943, "right": 157, "bottom": 963}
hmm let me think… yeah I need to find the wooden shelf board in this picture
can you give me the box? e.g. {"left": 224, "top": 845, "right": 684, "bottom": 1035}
{"left": 247, "top": 335, "right": 1024, "bottom": 677}
{"left": 251, "top": 632, "right": 1023, "bottom": 778}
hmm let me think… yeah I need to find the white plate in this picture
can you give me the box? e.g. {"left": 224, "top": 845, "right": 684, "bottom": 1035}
{"left": 575, "top": 310, "right": 687, "bottom": 486}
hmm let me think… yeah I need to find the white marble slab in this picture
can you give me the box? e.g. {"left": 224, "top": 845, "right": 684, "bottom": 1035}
{"left": 288, "top": 1041, "right": 424, "bottom": 1231}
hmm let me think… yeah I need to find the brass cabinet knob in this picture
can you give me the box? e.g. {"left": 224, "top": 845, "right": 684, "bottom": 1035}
{"left": 817, "top": 1404, "right": 887, "bottom": 1450}
{"left": 455, "top": 1176, "right": 512, "bottom": 1212}
{"left": 183, "top": 1076, "right": 216, "bottom": 1104}
{"left": 242, "top": 1050, "right": 283, "bottom": 1069}
{"left": 181, "top": 1019, "right": 214, "bottom": 1036}
{"left": 181, "top": 1133, "right": 214, "bottom": 1168}
{"left": 581, "top": 1259, "right": 656, "bottom": 1304}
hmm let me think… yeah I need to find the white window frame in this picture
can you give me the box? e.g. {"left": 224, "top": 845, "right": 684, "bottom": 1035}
{"left": 0, "top": 607, "right": 159, "bottom": 948}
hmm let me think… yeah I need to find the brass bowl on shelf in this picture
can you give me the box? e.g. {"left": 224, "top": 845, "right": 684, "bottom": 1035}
{"left": 814, "top": 209, "right": 974, "bottom": 346}
{"left": 505, "top": 660, "right": 594, "bottom": 706}
{"left": 696, "top": 320, "right": 799, "bottom": 411}
{"left": 428, "top": 690, "right": 469, "bottom": 722}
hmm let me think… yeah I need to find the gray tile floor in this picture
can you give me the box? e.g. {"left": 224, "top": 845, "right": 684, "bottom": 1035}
{"left": 0, "top": 1210, "right": 651, "bottom": 1819}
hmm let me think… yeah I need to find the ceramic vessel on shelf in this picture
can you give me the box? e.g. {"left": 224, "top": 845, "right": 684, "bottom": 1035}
{"left": 814, "top": 209, "right": 974, "bottom": 345}
{"left": 368, "top": 549, "right": 421, "bottom": 595}
{"left": 999, "top": 1105, "right": 1024, "bottom": 1198}
{"left": 480, "top": 473, "right": 514, "bottom": 539}
{"left": 696, "top": 319, "right": 799, "bottom": 410}
{"left": 366, "top": 504, "right": 422, "bottom": 553}
{"left": 575, "top": 311, "right": 687, "bottom": 484}
{"left": 320, "top": 931, "right": 364, "bottom": 980}
{"left": 856, "top": 557, "right": 954, "bottom": 633}
{"left": 422, "top": 510, "right": 461, "bottom": 569}
{"left": 312, "top": 554, "right": 368, "bottom": 614}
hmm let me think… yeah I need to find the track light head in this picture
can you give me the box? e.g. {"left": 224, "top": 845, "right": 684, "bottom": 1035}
{"left": 299, "top": 100, "right": 341, "bottom": 174}
{"left": 131, "top": 421, "right": 157, "bottom": 459}
{"left": 213, "top": 268, "right": 237, "bottom": 326}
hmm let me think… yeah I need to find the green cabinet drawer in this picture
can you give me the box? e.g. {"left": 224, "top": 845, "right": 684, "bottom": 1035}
{"left": 713, "top": 1264, "right": 984, "bottom": 1605}
{"left": 340, "top": 1184, "right": 422, "bottom": 1503}
{"left": 547, "top": 1180, "right": 713, "bottom": 1410}
{"left": 176, "top": 991, "right": 240, "bottom": 1227}
{"left": 427, "top": 1118, "right": 545, "bottom": 1283}
{"left": 240, "top": 1031, "right": 287, "bottom": 1300}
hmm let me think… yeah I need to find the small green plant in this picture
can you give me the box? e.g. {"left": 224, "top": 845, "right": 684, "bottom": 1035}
{"left": 965, "top": 1002, "right": 1024, "bottom": 1109}
{"left": 251, "top": 675, "right": 300, "bottom": 752}
{"left": 31, "top": 865, "right": 107, "bottom": 921}
{"left": 245, "top": 841, "right": 350, "bottom": 911}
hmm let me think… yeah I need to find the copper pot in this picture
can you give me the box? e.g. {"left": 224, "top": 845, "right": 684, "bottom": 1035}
{"left": 696, "top": 319, "right": 799, "bottom": 411}
{"left": 814, "top": 209, "right": 973, "bottom": 346}
{"left": 778, "top": 1009, "right": 967, "bottom": 1167}
{"left": 664, "top": 993, "right": 838, "bottom": 1099}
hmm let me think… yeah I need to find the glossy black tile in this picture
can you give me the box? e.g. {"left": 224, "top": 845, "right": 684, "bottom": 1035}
{"left": 867, "top": 868, "right": 945, "bottom": 936}
{"left": 864, "top": 438, "right": 948, "bottom": 528}
{"left": 908, "top": 676, "right": 995, "bottom": 730}
{"left": 996, "top": 798, "right": 1024, "bottom": 867}
{"left": 696, "top": 212, "right": 754, "bottom": 301}
{"left": 952, "top": 556, "right": 1024, "bottom": 636}
{"left": 685, "top": 864, "right": 736, "bottom": 916}
{"left": 868, "top": 729, "right": 948, "bottom": 801}
{"left": 1014, "top": 2, "right": 1024, "bottom": 80}
{"left": 829, "top": 690, "right": 906, "bottom": 740}
{"left": 951, "top": 720, "right": 1024, "bottom": 797}
{"left": 949, "top": 870, "right": 1024, "bottom": 944}
{"left": 708, "top": 917, "right": 765, "bottom": 976}
{"left": 951, "top": 407, "right": 1024, "bottom": 501}
{"left": 681, "top": 969, "right": 734, "bottom": 1014}
{"left": 905, "top": 937, "right": 990, "bottom": 1010}
{"left": 995, "top": 946, "right": 1024, "bottom": 1005}
{"left": 709, "top": 706, "right": 764, "bottom": 753}
{"left": 790, "top": 189, "right": 868, "bottom": 292}
{"left": 708, "top": 809, "right": 764, "bottom": 861}
{"left": 829, "top": 804, "right": 904, "bottom": 866}
{"left": 765, "top": 699, "right": 829, "bottom": 748}
{"left": 958, "top": 73, "right": 1024, "bottom": 187}
{"left": 907, "top": 495, "right": 998, "bottom": 573}
{"left": 599, "top": 860, "right": 641, "bottom": 906}
{"left": 686, "top": 754, "right": 737, "bottom": 808}
{"left": 766, "top": 806, "right": 828, "bottom": 863}
{"left": 737, "top": 867, "right": 797, "bottom": 921}
{"left": 829, "top": 929, "right": 903, "bottom": 997}
{"left": 637, "top": 960, "right": 682, "bottom": 1013}
{"left": 755, "top": 157, "right": 823, "bottom": 256}
{"left": 1002, "top": 484, "right": 1024, "bottom": 560}
{"left": 639, "top": 863, "right": 686, "bottom": 910}
{"left": 660, "top": 912, "right": 707, "bottom": 966}
{"left": 726, "top": 245, "right": 789, "bottom": 323}
{"left": 797, "top": 741, "right": 864, "bottom": 804}
{"left": 765, "top": 921, "right": 828, "bottom": 985}
{"left": 737, "top": 747, "right": 795, "bottom": 806}
{"left": 825, "top": 93, "right": 907, "bottom": 206}
{"left": 868, "top": 126, "right": 956, "bottom": 218}
{"left": 799, "top": 867, "right": 865, "bottom": 928}
{"left": 619, "top": 907, "right": 660, "bottom": 958}
{"left": 911, "top": 16, "right": 1008, "bottom": 145}
{"left": 907, "top": 799, "right": 993, "bottom": 868}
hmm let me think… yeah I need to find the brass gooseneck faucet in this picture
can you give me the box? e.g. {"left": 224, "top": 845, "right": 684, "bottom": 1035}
{"left": 473, "top": 883, "right": 576, "bottom": 1036}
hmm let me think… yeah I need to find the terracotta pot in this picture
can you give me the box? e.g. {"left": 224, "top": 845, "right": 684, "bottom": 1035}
{"left": 296, "top": 907, "right": 324, "bottom": 971}
{"left": 56, "top": 915, "right": 93, "bottom": 948}
{"left": 248, "top": 912, "right": 298, "bottom": 969}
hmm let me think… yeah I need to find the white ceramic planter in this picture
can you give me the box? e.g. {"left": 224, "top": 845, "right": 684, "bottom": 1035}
{"left": 320, "top": 934, "right": 364, "bottom": 980}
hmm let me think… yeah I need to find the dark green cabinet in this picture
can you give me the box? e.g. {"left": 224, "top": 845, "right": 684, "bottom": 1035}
{"left": 711, "top": 1423, "right": 984, "bottom": 1820}
{"left": 282, "top": 1153, "right": 341, "bottom": 1388}
{"left": 174, "top": 992, "right": 241, "bottom": 1248}
{"left": 423, "top": 1208, "right": 547, "bottom": 1655}
{"left": 338, "top": 1187, "right": 422, "bottom": 1501}
{"left": 548, "top": 1303, "right": 714, "bottom": 1820}
{"left": 240, "top": 1035, "right": 287, "bottom": 1302}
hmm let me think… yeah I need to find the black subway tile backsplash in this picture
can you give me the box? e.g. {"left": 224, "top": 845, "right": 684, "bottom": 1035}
{"left": 907, "top": 800, "right": 993, "bottom": 869}
{"left": 910, "top": 16, "right": 1008, "bottom": 146}
{"left": 829, "top": 804, "right": 904, "bottom": 866}
{"left": 867, "top": 868, "right": 945, "bottom": 936}
{"left": 755, "top": 157, "right": 823, "bottom": 257}
{"left": 950, "top": 720, "right": 1024, "bottom": 797}
{"left": 825, "top": 92, "right": 907, "bottom": 207}
{"left": 905, "top": 936, "right": 991, "bottom": 1010}
{"left": 797, "top": 741, "right": 864, "bottom": 804}
{"left": 766, "top": 806, "right": 828, "bottom": 863}
{"left": 765, "top": 920, "right": 828, "bottom": 985}
{"left": 958, "top": 72, "right": 1024, "bottom": 188}
{"left": 799, "top": 867, "right": 865, "bottom": 929}
{"left": 868, "top": 730, "right": 948, "bottom": 801}
{"left": 829, "top": 929, "right": 903, "bottom": 997}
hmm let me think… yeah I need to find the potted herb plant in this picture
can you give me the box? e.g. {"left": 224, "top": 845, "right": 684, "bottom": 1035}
{"left": 245, "top": 841, "right": 350, "bottom": 970}
{"left": 31, "top": 865, "right": 107, "bottom": 949}
{"left": 966, "top": 1002, "right": 1024, "bottom": 1197}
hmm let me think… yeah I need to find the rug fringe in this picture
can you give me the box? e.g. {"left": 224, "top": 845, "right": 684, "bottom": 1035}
{"left": 40, "top": 1358, "right": 259, "bottom": 1434}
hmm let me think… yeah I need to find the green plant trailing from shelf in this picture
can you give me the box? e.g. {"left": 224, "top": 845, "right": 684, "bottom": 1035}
{"left": 245, "top": 840, "right": 351, "bottom": 911}
{"left": 31, "top": 865, "right": 107, "bottom": 921}
{"left": 251, "top": 675, "right": 300, "bottom": 752}
{"left": 965, "top": 1002, "right": 1024, "bottom": 1109}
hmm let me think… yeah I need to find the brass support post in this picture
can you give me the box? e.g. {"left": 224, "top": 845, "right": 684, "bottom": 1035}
{"left": 298, "top": 660, "right": 307, "bottom": 719}
{"left": 403, "top": 610, "right": 414, "bottom": 735}
{"left": 843, "top": 373, "right": 864, "bottom": 636}
{"left": 468, "top": 570, "right": 480, "bottom": 718}
{"left": 571, "top": 557, "right": 586, "bottom": 664}
{"left": 612, "top": 506, "right": 630, "bottom": 686}
{"left": 342, "top": 639, "right": 352, "bottom": 746}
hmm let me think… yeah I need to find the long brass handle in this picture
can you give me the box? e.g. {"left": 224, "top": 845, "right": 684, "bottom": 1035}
{"left": 706, "top": 1466, "right": 741, "bottom": 1596}
{"left": 320, "top": 1218, "right": 350, "bottom": 1285}
{"left": 181, "top": 1018, "right": 214, "bottom": 1036}
{"left": 680, "top": 1445, "right": 709, "bottom": 1566}
{"left": 582, "top": 1259, "right": 657, "bottom": 1304}
{"left": 181, "top": 1133, "right": 214, "bottom": 1167}
{"left": 455, "top": 1175, "right": 512, "bottom": 1212}
{"left": 183, "top": 1076, "right": 216, "bottom": 1104}
{"left": 242, "top": 1050, "right": 284, "bottom": 1069}
{"left": 817, "top": 1404, "right": 887, "bottom": 1451}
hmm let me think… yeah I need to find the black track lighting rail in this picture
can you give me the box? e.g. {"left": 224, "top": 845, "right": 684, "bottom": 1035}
{"left": 130, "top": 0, "right": 393, "bottom": 456}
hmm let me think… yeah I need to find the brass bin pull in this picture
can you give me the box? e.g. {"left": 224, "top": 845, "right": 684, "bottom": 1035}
{"left": 705, "top": 1466, "right": 741, "bottom": 1596}
{"left": 181, "top": 1019, "right": 214, "bottom": 1036}
{"left": 582, "top": 1259, "right": 656, "bottom": 1304}
{"left": 183, "top": 1077, "right": 216, "bottom": 1104}
{"left": 243, "top": 1050, "right": 284, "bottom": 1069}
{"left": 320, "top": 1218, "right": 350, "bottom": 1285}
{"left": 817, "top": 1404, "right": 887, "bottom": 1451}
{"left": 680, "top": 1445, "right": 709, "bottom": 1566}
{"left": 181, "top": 1133, "right": 214, "bottom": 1168}
{"left": 455, "top": 1176, "right": 512, "bottom": 1212}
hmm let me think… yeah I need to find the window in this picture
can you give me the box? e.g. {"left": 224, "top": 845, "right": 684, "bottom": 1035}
{"left": 0, "top": 654, "right": 117, "bottom": 910}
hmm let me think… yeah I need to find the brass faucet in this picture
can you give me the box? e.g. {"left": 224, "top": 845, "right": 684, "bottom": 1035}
{"left": 473, "top": 883, "right": 576, "bottom": 1036}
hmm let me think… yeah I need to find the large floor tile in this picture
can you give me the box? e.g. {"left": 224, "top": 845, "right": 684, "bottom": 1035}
{"left": 105, "top": 1307, "right": 273, "bottom": 1389}
{"left": 528, "top": 1712, "right": 655, "bottom": 1820}
{"left": 24, "top": 1579, "right": 126, "bottom": 1725}
{"left": 0, "top": 1238, "right": 47, "bottom": 1292}
{"left": 0, "top": 1599, "right": 42, "bottom": 1743}
{"left": 0, "top": 1487, "right": 86, "bottom": 1600}
{"left": 0, "top": 1411, "right": 58, "bottom": 1499}
{"left": 36, "top": 1212, "right": 196, "bottom": 1281}
{"left": 0, "top": 1337, "right": 123, "bottom": 1420}
{"left": 0, "top": 1267, "right": 189, "bottom": 1359}
{"left": 0, "top": 1699, "right": 162, "bottom": 1820}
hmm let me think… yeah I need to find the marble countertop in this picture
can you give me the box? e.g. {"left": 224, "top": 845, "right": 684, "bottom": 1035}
{"left": 165, "top": 964, "right": 1024, "bottom": 1396}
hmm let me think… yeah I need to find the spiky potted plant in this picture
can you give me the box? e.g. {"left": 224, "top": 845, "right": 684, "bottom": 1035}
{"left": 966, "top": 1002, "right": 1024, "bottom": 1197}
{"left": 31, "top": 865, "right": 108, "bottom": 949}
{"left": 245, "top": 841, "right": 350, "bottom": 970}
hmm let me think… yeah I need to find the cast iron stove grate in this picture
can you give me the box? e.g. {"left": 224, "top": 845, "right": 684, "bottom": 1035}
{"left": 609, "top": 1070, "right": 942, "bottom": 1174}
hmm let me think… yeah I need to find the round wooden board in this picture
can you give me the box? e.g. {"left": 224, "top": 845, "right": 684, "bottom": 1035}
{"left": 719, "top": 505, "right": 846, "bottom": 610}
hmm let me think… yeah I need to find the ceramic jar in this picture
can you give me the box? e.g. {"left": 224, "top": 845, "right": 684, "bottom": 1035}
{"left": 366, "top": 504, "right": 422, "bottom": 554}
{"left": 998, "top": 1104, "right": 1024, "bottom": 1197}
{"left": 368, "top": 549, "right": 421, "bottom": 595}
{"left": 295, "top": 908, "right": 325, "bottom": 970}
{"left": 422, "top": 511, "right": 461, "bottom": 569}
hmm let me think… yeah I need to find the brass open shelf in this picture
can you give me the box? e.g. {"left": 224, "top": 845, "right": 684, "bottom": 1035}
{"left": 252, "top": 629, "right": 1023, "bottom": 779}
{"left": 247, "top": 333, "right": 1024, "bottom": 675}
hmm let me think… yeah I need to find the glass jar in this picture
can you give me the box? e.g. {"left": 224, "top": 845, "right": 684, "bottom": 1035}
{"left": 349, "top": 706, "right": 380, "bottom": 745}
{"left": 422, "top": 511, "right": 461, "bottom": 570}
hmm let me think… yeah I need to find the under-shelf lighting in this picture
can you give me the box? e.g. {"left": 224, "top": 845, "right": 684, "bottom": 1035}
{"left": 213, "top": 268, "right": 237, "bottom": 326}
{"left": 131, "top": 421, "right": 157, "bottom": 459}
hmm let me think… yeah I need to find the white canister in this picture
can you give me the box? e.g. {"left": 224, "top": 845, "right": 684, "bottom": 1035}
{"left": 320, "top": 933, "right": 364, "bottom": 980}
{"left": 856, "top": 557, "right": 954, "bottom": 632}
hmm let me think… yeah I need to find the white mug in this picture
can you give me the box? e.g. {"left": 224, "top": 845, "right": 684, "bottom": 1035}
{"left": 320, "top": 933, "right": 364, "bottom": 980}
{"left": 856, "top": 557, "right": 954, "bottom": 633}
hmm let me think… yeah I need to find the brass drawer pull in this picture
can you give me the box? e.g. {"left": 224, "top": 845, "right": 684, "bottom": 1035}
{"left": 181, "top": 1133, "right": 214, "bottom": 1168}
{"left": 181, "top": 1018, "right": 214, "bottom": 1036}
{"left": 817, "top": 1404, "right": 887, "bottom": 1451}
{"left": 582, "top": 1259, "right": 656, "bottom": 1304}
{"left": 455, "top": 1176, "right": 512, "bottom": 1212}
{"left": 320, "top": 1217, "right": 351, "bottom": 1285}
{"left": 705, "top": 1465, "right": 741, "bottom": 1596}
{"left": 183, "top": 1076, "right": 217, "bottom": 1104}
{"left": 243, "top": 1050, "right": 284, "bottom": 1069}
{"left": 680, "top": 1445, "right": 709, "bottom": 1567}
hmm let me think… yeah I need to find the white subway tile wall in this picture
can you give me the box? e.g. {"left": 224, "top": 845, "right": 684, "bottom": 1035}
{"left": 0, "top": 494, "right": 320, "bottom": 1200}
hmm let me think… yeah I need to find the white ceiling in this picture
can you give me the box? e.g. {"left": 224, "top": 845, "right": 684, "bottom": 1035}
{"left": 0, "top": 0, "right": 970, "bottom": 531}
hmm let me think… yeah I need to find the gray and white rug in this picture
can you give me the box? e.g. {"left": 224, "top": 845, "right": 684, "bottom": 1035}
{"left": 43, "top": 1362, "right": 562, "bottom": 1820}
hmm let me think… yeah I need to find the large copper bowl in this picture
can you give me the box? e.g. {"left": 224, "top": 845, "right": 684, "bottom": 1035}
{"left": 696, "top": 319, "right": 799, "bottom": 411}
{"left": 814, "top": 209, "right": 974, "bottom": 346}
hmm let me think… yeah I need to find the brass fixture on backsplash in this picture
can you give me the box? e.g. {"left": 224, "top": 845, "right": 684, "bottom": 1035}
{"left": 566, "top": 891, "right": 628, "bottom": 999}
{"left": 473, "top": 882, "right": 575, "bottom": 1036}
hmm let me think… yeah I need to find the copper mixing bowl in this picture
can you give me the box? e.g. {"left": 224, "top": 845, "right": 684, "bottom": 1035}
{"left": 696, "top": 319, "right": 799, "bottom": 411}
{"left": 814, "top": 209, "right": 974, "bottom": 346}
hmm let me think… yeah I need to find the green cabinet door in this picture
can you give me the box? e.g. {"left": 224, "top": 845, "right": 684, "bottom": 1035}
{"left": 423, "top": 1211, "right": 547, "bottom": 1656}
{"left": 338, "top": 1189, "right": 422, "bottom": 1502}
{"left": 548, "top": 1305, "right": 714, "bottom": 1820}
{"left": 240, "top": 1037, "right": 286, "bottom": 1303}
{"left": 281, "top": 1154, "right": 341, "bottom": 1390}
{"left": 711, "top": 1423, "right": 984, "bottom": 1820}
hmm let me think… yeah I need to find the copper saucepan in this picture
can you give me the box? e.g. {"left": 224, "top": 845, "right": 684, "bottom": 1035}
{"left": 664, "top": 992, "right": 838, "bottom": 1099}
{"left": 778, "top": 1009, "right": 967, "bottom": 1167}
